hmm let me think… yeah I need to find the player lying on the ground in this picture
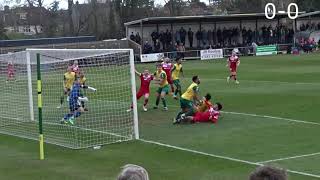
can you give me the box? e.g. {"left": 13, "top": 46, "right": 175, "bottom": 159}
{"left": 6, "top": 61, "right": 16, "bottom": 82}
{"left": 57, "top": 66, "right": 75, "bottom": 108}
{"left": 127, "top": 69, "right": 153, "bottom": 112}
{"left": 227, "top": 50, "right": 240, "bottom": 84}
{"left": 174, "top": 75, "right": 201, "bottom": 121}
{"left": 161, "top": 57, "right": 175, "bottom": 93}
{"left": 174, "top": 102, "right": 222, "bottom": 124}
{"left": 171, "top": 57, "right": 184, "bottom": 99}
{"left": 154, "top": 63, "right": 169, "bottom": 111}
{"left": 197, "top": 93, "right": 213, "bottom": 112}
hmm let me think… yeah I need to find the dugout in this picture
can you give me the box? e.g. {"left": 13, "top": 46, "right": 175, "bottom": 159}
{"left": 295, "top": 11, "right": 320, "bottom": 30}
{"left": 124, "top": 13, "right": 297, "bottom": 48}
{"left": 294, "top": 11, "right": 320, "bottom": 45}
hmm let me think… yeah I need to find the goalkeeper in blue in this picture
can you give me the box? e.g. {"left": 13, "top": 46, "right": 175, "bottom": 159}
{"left": 61, "top": 77, "right": 89, "bottom": 125}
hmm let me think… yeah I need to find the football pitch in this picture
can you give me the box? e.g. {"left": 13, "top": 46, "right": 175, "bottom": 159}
{"left": 1, "top": 54, "right": 320, "bottom": 180}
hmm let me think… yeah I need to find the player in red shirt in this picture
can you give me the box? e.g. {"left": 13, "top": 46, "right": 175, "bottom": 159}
{"left": 6, "top": 61, "right": 15, "bottom": 82}
{"left": 127, "top": 69, "right": 154, "bottom": 112}
{"left": 161, "top": 58, "right": 174, "bottom": 93}
{"left": 174, "top": 102, "right": 223, "bottom": 124}
{"left": 227, "top": 50, "right": 240, "bottom": 84}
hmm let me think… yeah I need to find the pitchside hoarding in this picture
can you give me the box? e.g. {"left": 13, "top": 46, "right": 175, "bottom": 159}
{"left": 200, "top": 49, "right": 224, "bottom": 60}
{"left": 256, "top": 45, "right": 277, "bottom": 56}
{"left": 140, "top": 53, "right": 165, "bottom": 62}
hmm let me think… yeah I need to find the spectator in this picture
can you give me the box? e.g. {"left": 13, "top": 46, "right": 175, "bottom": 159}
{"left": 180, "top": 27, "right": 187, "bottom": 45}
{"left": 177, "top": 42, "right": 185, "bottom": 59}
{"left": 168, "top": 42, "right": 177, "bottom": 59}
{"left": 117, "top": 164, "right": 149, "bottom": 180}
{"left": 241, "top": 27, "right": 247, "bottom": 44}
{"left": 143, "top": 41, "right": 152, "bottom": 54}
{"left": 217, "top": 28, "right": 222, "bottom": 44}
{"left": 222, "top": 27, "right": 227, "bottom": 45}
{"left": 165, "top": 29, "right": 172, "bottom": 51}
{"left": 212, "top": 29, "right": 216, "bottom": 45}
{"left": 130, "top": 32, "right": 136, "bottom": 42}
{"left": 135, "top": 32, "right": 141, "bottom": 45}
{"left": 159, "top": 31, "right": 166, "bottom": 50}
{"left": 247, "top": 28, "right": 253, "bottom": 44}
{"left": 249, "top": 166, "right": 287, "bottom": 180}
{"left": 151, "top": 30, "right": 159, "bottom": 47}
{"left": 208, "top": 29, "right": 213, "bottom": 46}
{"left": 251, "top": 42, "right": 258, "bottom": 55}
{"left": 175, "top": 30, "right": 181, "bottom": 44}
{"left": 202, "top": 29, "right": 207, "bottom": 47}
{"left": 154, "top": 39, "right": 161, "bottom": 53}
{"left": 187, "top": 28, "right": 194, "bottom": 48}
{"left": 196, "top": 30, "right": 202, "bottom": 48}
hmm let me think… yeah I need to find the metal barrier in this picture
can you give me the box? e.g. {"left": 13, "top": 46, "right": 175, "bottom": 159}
{"left": 128, "top": 39, "right": 142, "bottom": 62}
{"left": 147, "top": 43, "right": 294, "bottom": 62}
{"left": 0, "top": 40, "right": 294, "bottom": 62}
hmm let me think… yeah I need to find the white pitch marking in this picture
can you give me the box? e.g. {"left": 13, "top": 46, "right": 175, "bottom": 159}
{"left": 199, "top": 78, "right": 320, "bottom": 85}
{"left": 278, "top": 11, "right": 286, "bottom": 13}
{"left": 133, "top": 100, "right": 320, "bottom": 126}
{"left": 222, "top": 111, "right": 320, "bottom": 126}
{"left": 258, "top": 152, "right": 320, "bottom": 164}
{"left": 140, "top": 139, "right": 320, "bottom": 178}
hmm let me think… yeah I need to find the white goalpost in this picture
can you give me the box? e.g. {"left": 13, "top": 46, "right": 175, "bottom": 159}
{"left": 0, "top": 49, "right": 139, "bottom": 149}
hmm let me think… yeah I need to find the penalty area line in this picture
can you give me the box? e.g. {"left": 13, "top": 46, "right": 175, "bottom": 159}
{"left": 195, "top": 78, "right": 320, "bottom": 85}
{"left": 140, "top": 139, "right": 320, "bottom": 178}
{"left": 222, "top": 111, "right": 320, "bottom": 126}
{"left": 135, "top": 101, "right": 320, "bottom": 126}
{"left": 257, "top": 152, "right": 320, "bottom": 164}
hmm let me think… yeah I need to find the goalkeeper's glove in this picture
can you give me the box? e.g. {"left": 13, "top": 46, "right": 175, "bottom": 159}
{"left": 81, "top": 85, "right": 97, "bottom": 92}
{"left": 88, "top": 86, "right": 97, "bottom": 92}
{"left": 78, "top": 97, "right": 89, "bottom": 102}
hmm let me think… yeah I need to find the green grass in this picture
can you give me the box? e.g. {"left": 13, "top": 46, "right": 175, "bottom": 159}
{"left": 1, "top": 54, "right": 320, "bottom": 179}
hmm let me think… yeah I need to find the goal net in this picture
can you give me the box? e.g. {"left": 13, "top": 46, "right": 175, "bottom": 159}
{"left": 0, "top": 49, "right": 138, "bottom": 149}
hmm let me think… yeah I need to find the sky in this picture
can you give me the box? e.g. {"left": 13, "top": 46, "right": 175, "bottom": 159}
{"left": 2, "top": 0, "right": 209, "bottom": 10}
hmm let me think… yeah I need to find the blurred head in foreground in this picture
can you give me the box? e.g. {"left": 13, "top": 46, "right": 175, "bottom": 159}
{"left": 117, "top": 164, "right": 149, "bottom": 180}
{"left": 249, "top": 166, "right": 287, "bottom": 180}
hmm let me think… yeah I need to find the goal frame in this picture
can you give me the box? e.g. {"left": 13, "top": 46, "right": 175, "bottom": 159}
{"left": 26, "top": 48, "right": 139, "bottom": 155}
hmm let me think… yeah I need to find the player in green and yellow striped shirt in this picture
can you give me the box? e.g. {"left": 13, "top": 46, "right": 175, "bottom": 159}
{"left": 153, "top": 63, "right": 169, "bottom": 111}
{"left": 174, "top": 75, "right": 201, "bottom": 123}
{"left": 171, "top": 57, "right": 184, "bottom": 99}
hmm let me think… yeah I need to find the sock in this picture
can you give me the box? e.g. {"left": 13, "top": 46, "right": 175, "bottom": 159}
{"left": 174, "top": 89, "right": 178, "bottom": 96}
{"left": 64, "top": 113, "right": 72, "bottom": 120}
{"left": 176, "top": 111, "right": 183, "bottom": 120}
{"left": 60, "top": 96, "right": 64, "bottom": 105}
{"left": 144, "top": 99, "right": 149, "bottom": 106}
{"left": 170, "top": 84, "right": 174, "bottom": 92}
{"left": 74, "top": 111, "right": 81, "bottom": 118}
{"left": 155, "top": 96, "right": 160, "bottom": 106}
{"left": 161, "top": 98, "right": 167, "bottom": 107}
{"left": 177, "top": 84, "right": 182, "bottom": 97}
{"left": 234, "top": 75, "right": 237, "bottom": 80}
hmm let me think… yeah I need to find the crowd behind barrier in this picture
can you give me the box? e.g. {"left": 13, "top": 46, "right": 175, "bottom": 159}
{"left": 131, "top": 24, "right": 297, "bottom": 55}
